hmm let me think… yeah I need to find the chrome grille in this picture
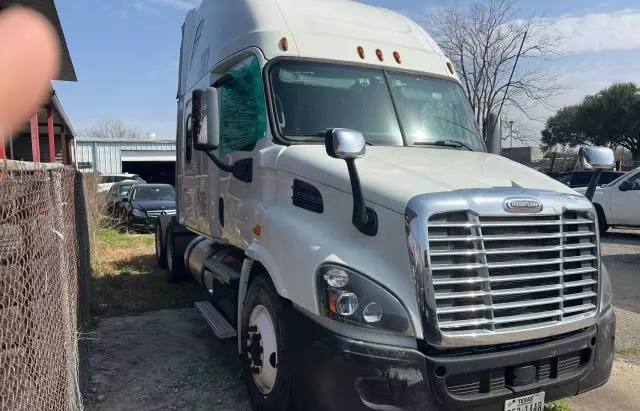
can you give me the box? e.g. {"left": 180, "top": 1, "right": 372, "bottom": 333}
{"left": 147, "top": 210, "right": 176, "bottom": 217}
{"left": 427, "top": 210, "right": 598, "bottom": 335}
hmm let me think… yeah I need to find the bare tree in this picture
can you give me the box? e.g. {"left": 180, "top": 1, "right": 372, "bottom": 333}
{"left": 501, "top": 117, "right": 528, "bottom": 143}
{"left": 80, "top": 118, "right": 142, "bottom": 140}
{"left": 425, "top": 0, "right": 562, "bottom": 141}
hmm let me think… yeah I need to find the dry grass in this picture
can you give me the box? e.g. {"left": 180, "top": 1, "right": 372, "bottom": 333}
{"left": 92, "top": 228, "right": 205, "bottom": 317}
{"left": 546, "top": 400, "right": 572, "bottom": 411}
{"left": 617, "top": 346, "right": 640, "bottom": 357}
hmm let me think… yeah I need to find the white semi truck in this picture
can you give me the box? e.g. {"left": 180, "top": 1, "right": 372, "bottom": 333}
{"left": 154, "top": 1, "right": 616, "bottom": 410}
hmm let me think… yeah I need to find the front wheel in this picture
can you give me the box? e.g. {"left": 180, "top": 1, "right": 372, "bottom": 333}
{"left": 241, "top": 275, "right": 292, "bottom": 411}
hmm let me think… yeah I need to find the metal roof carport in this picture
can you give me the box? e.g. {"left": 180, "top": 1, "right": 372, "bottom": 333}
{"left": 120, "top": 150, "right": 177, "bottom": 163}
{"left": 0, "top": 0, "right": 77, "bottom": 164}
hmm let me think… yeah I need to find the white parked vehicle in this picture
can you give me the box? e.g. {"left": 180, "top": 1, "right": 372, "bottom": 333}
{"left": 97, "top": 173, "right": 145, "bottom": 198}
{"left": 154, "top": 1, "right": 615, "bottom": 410}
{"left": 575, "top": 167, "right": 640, "bottom": 234}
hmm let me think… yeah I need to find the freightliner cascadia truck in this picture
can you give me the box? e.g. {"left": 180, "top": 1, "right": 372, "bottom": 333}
{"left": 154, "top": 0, "right": 616, "bottom": 409}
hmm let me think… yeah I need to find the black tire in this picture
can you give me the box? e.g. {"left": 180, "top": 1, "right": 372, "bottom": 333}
{"left": 241, "top": 275, "right": 292, "bottom": 411}
{"left": 165, "top": 229, "right": 186, "bottom": 282}
{"left": 595, "top": 205, "right": 609, "bottom": 236}
{"left": 155, "top": 223, "right": 167, "bottom": 268}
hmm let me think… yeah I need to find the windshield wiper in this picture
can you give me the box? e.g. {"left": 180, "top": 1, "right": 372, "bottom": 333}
{"left": 414, "top": 140, "right": 473, "bottom": 151}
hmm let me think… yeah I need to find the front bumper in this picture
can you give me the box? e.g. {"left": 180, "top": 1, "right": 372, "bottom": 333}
{"left": 129, "top": 214, "right": 158, "bottom": 230}
{"left": 290, "top": 305, "right": 615, "bottom": 411}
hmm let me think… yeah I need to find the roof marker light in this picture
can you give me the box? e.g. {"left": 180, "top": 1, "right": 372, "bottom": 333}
{"left": 280, "top": 37, "right": 289, "bottom": 51}
{"left": 446, "top": 61, "right": 455, "bottom": 75}
{"left": 376, "top": 48, "right": 384, "bottom": 62}
{"left": 357, "top": 45, "right": 365, "bottom": 59}
{"left": 393, "top": 51, "right": 401, "bottom": 64}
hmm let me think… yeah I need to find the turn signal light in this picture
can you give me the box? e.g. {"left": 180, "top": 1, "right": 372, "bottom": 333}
{"left": 329, "top": 292, "right": 338, "bottom": 314}
{"left": 253, "top": 225, "right": 262, "bottom": 237}
{"left": 446, "top": 61, "right": 455, "bottom": 75}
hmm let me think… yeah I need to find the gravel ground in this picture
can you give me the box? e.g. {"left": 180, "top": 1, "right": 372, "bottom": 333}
{"left": 568, "top": 228, "right": 640, "bottom": 410}
{"left": 601, "top": 229, "right": 640, "bottom": 362}
{"left": 600, "top": 229, "right": 640, "bottom": 314}
{"left": 568, "top": 358, "right": 640, "bottom": 411}
{"left": 613, "top": 308, "right": 640, "bottom": 362}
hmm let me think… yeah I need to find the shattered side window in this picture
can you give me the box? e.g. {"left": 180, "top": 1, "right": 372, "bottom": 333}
{"left": 218, "top": 56, "right": 267, "bottom": 156}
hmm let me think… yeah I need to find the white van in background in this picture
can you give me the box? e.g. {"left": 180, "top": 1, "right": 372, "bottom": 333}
{"left": 574, "top": 167, "right": 640, "bottom": 234}
{"left": 97, "top": 173, "right": 145, "bottom": 198}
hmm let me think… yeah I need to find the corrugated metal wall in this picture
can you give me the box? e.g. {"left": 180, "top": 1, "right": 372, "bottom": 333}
{"left": 73, "top": 140, "right": 176, "bottom": 173}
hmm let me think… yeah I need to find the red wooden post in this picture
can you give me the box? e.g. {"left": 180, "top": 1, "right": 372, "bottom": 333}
{"left": 47, "top": 105, "right": 55, "bottom": 162}
{"left": 0, "top": 135, "right": 6, "bottom": 159}
{"left": 30, "top": 111, "right": 40, "bottom": 162}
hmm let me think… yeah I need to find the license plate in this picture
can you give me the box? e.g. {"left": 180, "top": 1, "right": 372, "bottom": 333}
{"left": 504, "top": 392, "right": 545, "bottom": 411}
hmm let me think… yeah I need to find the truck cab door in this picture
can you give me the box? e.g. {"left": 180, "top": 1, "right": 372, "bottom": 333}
{"left": 181, "top": 98, "right": 217, "bottom": 237}
{"left": 212, "top": 55, "right": 267, "bottom": 247}
{"left": 610, "top": 171, "right": 640, "bottom": 225}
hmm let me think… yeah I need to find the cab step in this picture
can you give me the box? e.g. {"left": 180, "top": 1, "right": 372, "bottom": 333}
{"left": 195, "top": 301, "right": 237, "bottom": 340}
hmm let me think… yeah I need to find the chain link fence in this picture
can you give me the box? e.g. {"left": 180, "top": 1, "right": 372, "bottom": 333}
{"left": 0, "top": 160, "right": 99, "bottom": 411}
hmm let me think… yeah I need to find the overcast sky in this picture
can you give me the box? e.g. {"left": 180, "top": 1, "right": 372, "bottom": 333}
{"left": 54, "top": 0, "right": 640, "bottom": 144}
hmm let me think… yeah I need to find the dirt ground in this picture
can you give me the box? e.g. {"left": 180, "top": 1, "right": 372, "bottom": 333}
{"left": 567, "top": 358, "right": 640, "bottom": 411}
{"left": 84, "top": 308, "right": 251, "bottom": 411}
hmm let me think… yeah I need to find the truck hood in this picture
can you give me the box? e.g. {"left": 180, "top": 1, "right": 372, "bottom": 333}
{"left": 276, "top": 145, "right": 578, "bottom": 212}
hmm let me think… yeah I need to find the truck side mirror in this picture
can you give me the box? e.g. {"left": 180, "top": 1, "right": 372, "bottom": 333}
{"left": 579, "top": 146, "right": 615, "bottom": 201}
{"left": 192, "top": 88, "right": 220, "bottom": 151}
{"left": 189, "top": 87, "right": 251, "bottom": 182}
{"left": 579, "top": 146, "right": 615, "bottom": 170}
{"left": 325, "top": 128, "right": 377, "bottom": 236}
{"left": 325, "top": 128, "right": 366, "bottom": 159}
{"left": 485, "top": 112, "right": 501, "bottom": 154}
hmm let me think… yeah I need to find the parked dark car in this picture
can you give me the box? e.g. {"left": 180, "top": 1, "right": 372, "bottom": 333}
{"left": 553, "top": 170, "right": 626, "bottom": 188}
{"left": 119, "top": 184, "right": 176, "bottom": 232}
{"left": 106, "top": 180, "right": 141, "bottom": 216}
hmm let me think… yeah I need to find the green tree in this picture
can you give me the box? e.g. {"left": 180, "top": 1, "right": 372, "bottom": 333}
{"left": 541, "top": 82, "right": 640, "bottom": 158}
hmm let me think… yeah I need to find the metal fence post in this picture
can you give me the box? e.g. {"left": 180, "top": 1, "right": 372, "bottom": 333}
{"left": 74, "top": 170, "right": 92, "bottom": 399}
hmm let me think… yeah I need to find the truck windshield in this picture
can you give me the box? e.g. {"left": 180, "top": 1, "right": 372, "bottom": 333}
{"left": 269, "top": 60, "right": 484, "bottom": 151}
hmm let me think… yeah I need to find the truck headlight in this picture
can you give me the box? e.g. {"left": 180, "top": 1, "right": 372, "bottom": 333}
{"left": 132, "top": 208, "right": 147, "bottom": 218}
{"left": 316, "top": 264, "right": 413, "bottom": 336}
